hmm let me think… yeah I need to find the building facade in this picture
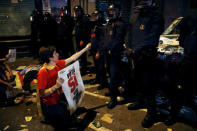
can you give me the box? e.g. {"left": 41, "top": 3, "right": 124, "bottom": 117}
{"left": 0, "top": 0, "right": 197, "bottom": 37}
{"left": 0, "top": 0, "right": 35, "bottom": 37}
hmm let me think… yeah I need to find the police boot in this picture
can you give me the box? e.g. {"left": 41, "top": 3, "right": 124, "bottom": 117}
{"left": 89, "top": 79, "right": 98, "bottom": 84}
{"left": 128, "top": 102, "right": 144, "bottom": 110}
{"left": 97, "top": 82, "right": 108, "bottom": 90}
{"left": 164, "top": 104, "right": 180, "bottom": 126}
{"left": 141, "top": 112, "right": 157, "bottom": 128}
{"left": 97, "top": 85, "right": 105, "bottom": 90}
{"left": 164, "top": 115, "right": 177, "bottom": 126}
{"left": 107, "top": 98, "right": 117, "bottom": 109}
{"left": 104, "top": 92, "right": 112, "bottom": 96}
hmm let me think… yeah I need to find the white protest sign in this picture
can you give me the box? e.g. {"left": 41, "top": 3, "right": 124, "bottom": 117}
{"left": 58, "top": 61, "right": 85, "bottom": 112}
{"left": 42, "top": 0, "right": 51, "bottom": 13}
{"left": 8, "top": 49, "right": 16, "bottom": 62}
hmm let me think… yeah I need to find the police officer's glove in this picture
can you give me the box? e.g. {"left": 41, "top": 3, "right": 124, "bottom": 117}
{"left": 126, "top": 48, "right": 133, "bottom": 57}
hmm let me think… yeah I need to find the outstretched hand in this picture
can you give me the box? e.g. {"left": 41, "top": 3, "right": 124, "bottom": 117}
{"left": 86, "top": 43, "right": 91, "bottom": 50}
{"left": 65, "top": 43, "right": 92, "bottom": 64}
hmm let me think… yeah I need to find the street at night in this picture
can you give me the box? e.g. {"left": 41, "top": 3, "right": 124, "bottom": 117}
{"left": 0, "top": 57, "right": 197, "bottom": 131}
{"left": 1, "top": 0, "right": 197, "bottom": 131}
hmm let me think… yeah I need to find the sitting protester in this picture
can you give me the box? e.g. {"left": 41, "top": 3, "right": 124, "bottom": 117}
{"left": 0, "top": 46, "right": 15, "bottom": 106}
{"left": 37, "top": 43, "right": 91, "bottom": 130}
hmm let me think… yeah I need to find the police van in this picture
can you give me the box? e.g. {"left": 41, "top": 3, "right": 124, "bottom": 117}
{"left": 158, "top": 17, "right": 184, "bottom": 55}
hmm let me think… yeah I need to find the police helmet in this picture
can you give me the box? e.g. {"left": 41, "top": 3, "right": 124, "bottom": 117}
{"left": 92, "top": 10, "right": 105, "bottom": 22}
{"left": 107, "top": 4, "right": 120, "bottom": 20}
{"left": 73, "top": 5, "right": 84, "bottom": 18}
{"left": 43, "top": 12, "right": 52, "bottom": 22}
{"left": 32, "top": 9, "right": 40, "bottom": 16}
{"left": 31, "top": 9, "right": 42, "bottom": 21}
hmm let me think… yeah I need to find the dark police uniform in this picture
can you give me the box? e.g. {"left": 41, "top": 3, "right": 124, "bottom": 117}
{"left": 57, "top": 7, "right": 75, "bottom": 58}
{"left": 40, "top": 12, "right": 57, "bottom": 47}
{"left": 178, "top": 14, "right": 197, "bottom": 113}
{"left": 127, "top": 5, "right": 164, "bottom": 128}
{"left": 161, "top": 14, "right": 197, "bottom": 126}
{"left": 105, "top": 17, "right": 128, "bottom": 109}
{"left": 30, "top": 9, "right": 43, "bottom": 57}
{"left": 74, "top": 6, "right": 91, "bottom": 68}
{"left": 31, "top": 9, "right": 43, "bottom": 42}
{"left": 90, "top": 11, "right": 108, "bottom": 90}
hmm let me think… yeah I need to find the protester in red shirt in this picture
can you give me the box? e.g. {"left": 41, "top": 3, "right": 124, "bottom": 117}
{"left": 37, "top": 43, "right": 91, "bottom": 130}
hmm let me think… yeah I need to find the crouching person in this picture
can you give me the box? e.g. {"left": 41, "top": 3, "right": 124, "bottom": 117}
{"left": 0, "top": 46, "right": 15, "bottom": 106}
{"left": 37, "top": 43, "right": 91, "bottom": 130}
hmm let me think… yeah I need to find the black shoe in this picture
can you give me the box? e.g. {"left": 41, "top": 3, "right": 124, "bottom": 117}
{"left": 97, "top": 86, "right": 104, "bottom": 90}
{"left": 70, "top": 118, "right": 83, "bottom": 125}
{"left": 104, "top": 92, "right": 111, "bottom": 96}
{"left": 40, "top": 120, "right": 51, "bottom": 125}
{"left": 107, "top": 100, "right": 117, "bottom": 109}
{"left": 89, "top": 79, "right": 98, "bottom": 84}
{"left": 164, "top": 116, "right": 177, "bottom": 126}
{"left": 65, "top": 118, "right": 83, "bottom": 128}
{"left": 141, "top": 113, "right": 156, "bottom": 128}
{"left": 128, "top": 103, "right": 144, "bottom": 110}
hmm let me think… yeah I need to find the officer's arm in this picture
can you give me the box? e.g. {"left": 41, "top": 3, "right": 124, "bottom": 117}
{"left": 81, "top": 17, "right": 91, "bottom": 44}
{"left": 150, "top": 15, "right": 164, "bottom": 37}
{"left": 125, "top": 23, "right": 132, "bottom": 49}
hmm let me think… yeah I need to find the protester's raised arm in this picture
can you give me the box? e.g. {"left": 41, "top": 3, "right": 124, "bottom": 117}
{"left": 65, "top": 43, "right": 91, "bottom": 65}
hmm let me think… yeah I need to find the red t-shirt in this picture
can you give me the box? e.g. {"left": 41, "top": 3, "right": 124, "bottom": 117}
{"left": 37, "top": 60, "right": 66, "bottom": 106}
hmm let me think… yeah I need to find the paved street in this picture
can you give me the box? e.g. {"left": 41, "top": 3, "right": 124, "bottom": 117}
{"left": 0, "top": 57, "right": 197, "bottom": 131}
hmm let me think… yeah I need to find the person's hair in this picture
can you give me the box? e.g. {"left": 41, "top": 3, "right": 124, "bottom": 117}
{"left": 39, "top": 46, "right": 56, "bottom": 64}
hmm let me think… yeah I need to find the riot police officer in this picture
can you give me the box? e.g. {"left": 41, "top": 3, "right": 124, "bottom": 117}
{"left": 165, "top": 13, "right": 197, "bottom": 125}
{"left": 73, "top": 5, "right": 91, "bottom": 72}
{"left": 126, "top": 0, "right": 164, "bottom": 128}
{"left": 57, "top": 6, "right": 75, "bottom": 58}
{"left": 30, "top": 9, "right": 43, "bottom": 58}
{"left": 30, "top": 9, "right": 43, "bottom": 42}
{"left": 104, "top": 4, "right": 128, "bottom": 109}
{"left": 40, "top": 12, "right": 57, "bottom": 47}
{"left": 179, "top": 13, "right": 197, "bottom": 110}
{"left": 90, "top": 10, "right": 109, "bottom": 90}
